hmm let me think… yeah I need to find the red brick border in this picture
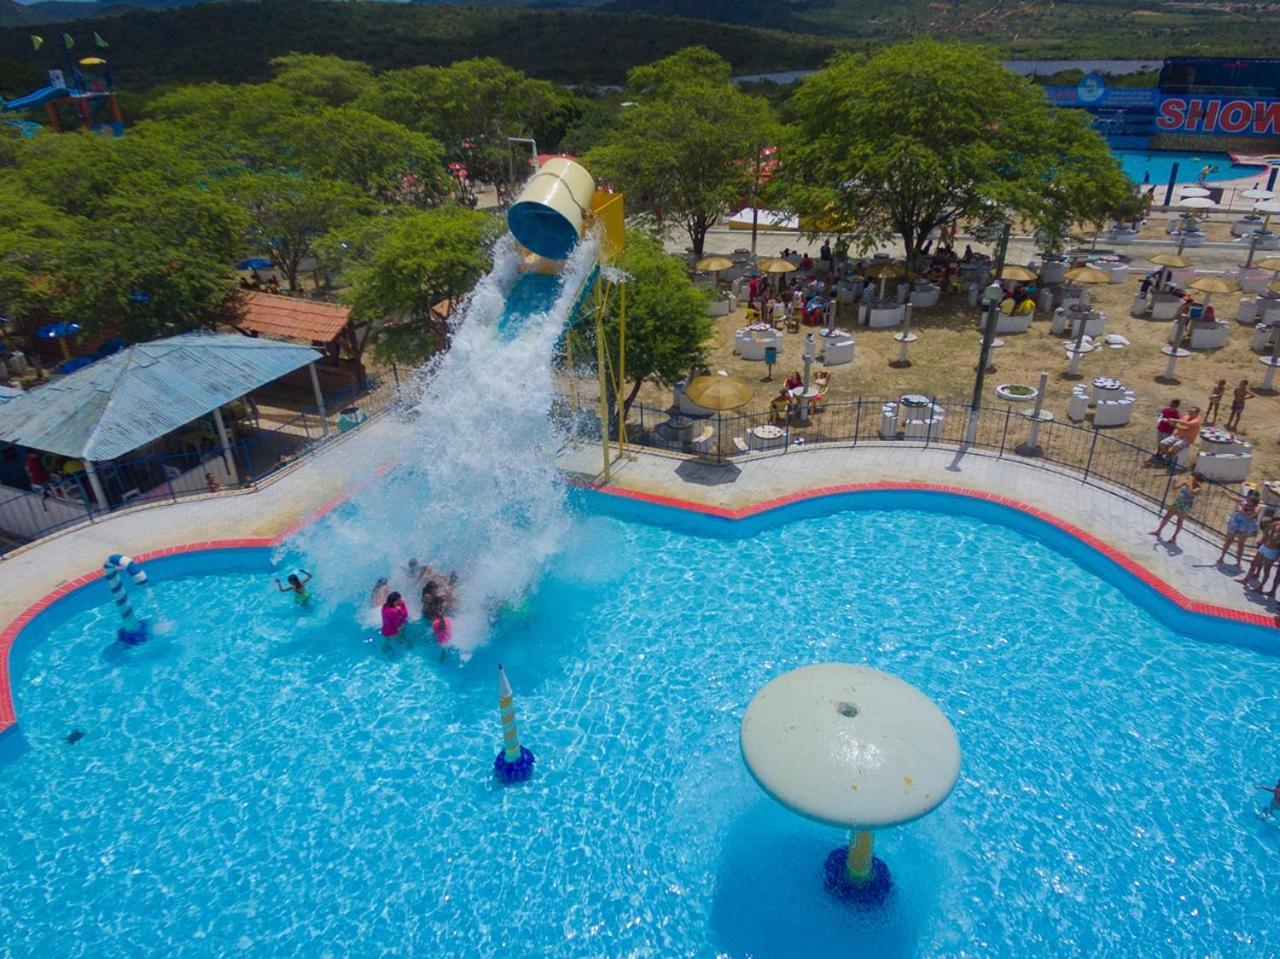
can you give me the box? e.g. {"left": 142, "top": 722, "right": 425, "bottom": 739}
{"left": 3, "top": 480, "right": 1273, "bottom": 734}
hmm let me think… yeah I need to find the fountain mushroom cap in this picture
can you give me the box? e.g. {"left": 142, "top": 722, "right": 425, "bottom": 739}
{"left": 740, "top": 664, "right": 960, "bottom": 829}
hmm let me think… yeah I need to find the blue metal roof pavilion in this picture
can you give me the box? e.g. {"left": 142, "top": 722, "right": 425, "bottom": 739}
{"left": 0, "top": 332, "right": 322, "bottom": 462}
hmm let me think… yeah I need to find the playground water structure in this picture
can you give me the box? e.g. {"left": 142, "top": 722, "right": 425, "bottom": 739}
{"left": 1, "top": 494, "right": 1277, "bottom": 955}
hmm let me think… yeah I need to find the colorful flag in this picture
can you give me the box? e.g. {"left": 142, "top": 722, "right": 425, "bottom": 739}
{"left": 93, "top": 32, "right": 109, "bottom": 49}
{"left": 62, "top": 34, "right": 74, "bottom": 50}
{"left": 30, "top": 36, "right": 43, "bottom": 51}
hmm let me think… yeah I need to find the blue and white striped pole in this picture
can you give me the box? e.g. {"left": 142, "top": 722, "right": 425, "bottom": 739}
{"left": 104, "top": 553, "right": 148, "bottom": 645}
{"left": 493, "top": 664, "right": 535, "bottom": 783}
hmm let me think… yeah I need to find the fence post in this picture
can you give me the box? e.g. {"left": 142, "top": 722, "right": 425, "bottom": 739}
{"left": 1083, "top": 428, "right": 1099, "bottom": 481}
{"left": 998, "top": 406, "right": 1011, "bottom": 457}
{"left": 853, "top": 397, "right": 862, "bottom": 445}
{"left": 1158, "top": 470, "right": 1175, "bottom": 513}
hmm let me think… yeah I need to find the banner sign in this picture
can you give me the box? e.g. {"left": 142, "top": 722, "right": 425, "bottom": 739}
{"left": 1156, "top": 95, "right": 1280, "bottom": 136}
{"left": 1043, "top": 86, "right": 1158, "bottom": 109}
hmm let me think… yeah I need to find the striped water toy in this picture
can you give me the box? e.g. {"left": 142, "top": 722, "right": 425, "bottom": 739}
{"left": 494, "top": 664, "right": 535, "bottom": 784}
{"left": 103, "top": 553, "right": 148, "bottom": 645}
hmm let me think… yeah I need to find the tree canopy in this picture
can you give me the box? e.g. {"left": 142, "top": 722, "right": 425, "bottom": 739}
{"left": 585, "top": 229, "right": 711, "bottom": 417}
{"left": 341, "top": 206, "right": 503, "bottom": 365}
{"left": 586, "top": 48, "right": 779, "bottom": 258}
{"left": 784, "top": 41, "right": 1134, "bottom": 267}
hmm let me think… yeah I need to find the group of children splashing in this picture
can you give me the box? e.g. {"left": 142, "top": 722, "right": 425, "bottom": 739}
{"left": 274, "top": 559, "right": 457, "bottom": 659}
{"left": 373, "top": 559, "right": 457, "bottom": 658}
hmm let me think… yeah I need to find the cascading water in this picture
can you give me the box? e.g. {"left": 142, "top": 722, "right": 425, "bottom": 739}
{"left": 292, "top": 232, "right": 601, "bottom": 659}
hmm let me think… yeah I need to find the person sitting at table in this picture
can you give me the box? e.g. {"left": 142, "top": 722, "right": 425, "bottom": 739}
{"left": 769, "top": 389, "right": 793, "bottom": 423}
{"left": 1016, "top": 296, "right": 1035, "bottom": 315}
{"left": 1202, "top": 303, "right": 1216, "bottom": 323}
{"left": 999, "top": 294, "right": 1016, "bottom": 315}
{"left": 800, "top": 253, "right": 813, "bottom": 271}
{"left": 784, "top": 370, "right": 803, "bottom": 391}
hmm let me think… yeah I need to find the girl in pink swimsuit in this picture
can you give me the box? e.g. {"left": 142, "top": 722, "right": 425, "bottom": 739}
{"left": 380, "top": 592, "right": 409, "bottom": 651}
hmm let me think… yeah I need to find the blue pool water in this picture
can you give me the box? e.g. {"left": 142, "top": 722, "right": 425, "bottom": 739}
{"left": 1114, "top": 149, "right": 1263, "bottom": 185}
{"left": 2, "top": 497, "right": 1278, "bottom": 957}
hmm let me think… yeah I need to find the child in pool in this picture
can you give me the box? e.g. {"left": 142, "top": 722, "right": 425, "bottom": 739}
{"left": 432, "top": 614, "right": 453, "bottom": 662}
{"left": 380, "top": 591, "right": 410, "bottom": 651}
{"left": 370, "top": 577, "right": 389, "bottom": 607}
{"left": 275, "top": 570, "right": 313, "bottom": 604}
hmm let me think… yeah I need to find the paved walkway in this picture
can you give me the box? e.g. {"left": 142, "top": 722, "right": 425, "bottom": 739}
{"left": 0, "top": 418, "right": 1271, "bottom": 629}
{"left": 0, "top": 417, "right": 398, "bottom": 633}
{"left": 557, "top": 440, "right": 1275, "bottom": 623}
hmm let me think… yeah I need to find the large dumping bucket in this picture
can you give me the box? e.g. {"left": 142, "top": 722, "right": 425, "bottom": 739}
{"left": 507, "top": 157, "right": 596, "bottom": 261}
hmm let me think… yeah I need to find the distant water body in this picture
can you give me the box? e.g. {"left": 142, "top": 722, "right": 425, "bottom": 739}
{"left": 733, "top": 59, "right": 1162, "bottom": 85}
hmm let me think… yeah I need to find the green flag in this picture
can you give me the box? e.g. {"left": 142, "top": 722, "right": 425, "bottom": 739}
{"left": 62, "top": 34, "right": 74, "bottom": 50}
{"left": 93, "top": 32, "right": 109, "bottom": 49}
{"left": 30, "top": 35, "right": 43, "bottom": 51}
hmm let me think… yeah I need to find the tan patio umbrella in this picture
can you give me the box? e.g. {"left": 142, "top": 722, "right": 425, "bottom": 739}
{"left": 1188, "top": 275, "right": 1239, "bottom": 309}
{"left": 1254, "top": 256, "right": 1280, "bottom": 272}
{"left": 695, "top": 256, "right": 735, "bottom": 273}
{"left": 863, "top": 261, "right": 907, "bottom": 300}
{"left": 1269, "top": 280, "right": 1280, "bottom": 294}
{"left": 686, "top": 374, "right": 754, "bottom": 457}
{"left": 1064, "top": 266, "right": 1110, "bottom": 284}
{"left": 999, "top": 265, "right": 1038, "bottom": 282}
{"left": 757, "top": 258, "right": 798, "bottom": 275}
{"left": 1149, "top": 253, "right": 1194, "bottom": 268}
{"left": 686, "top": 374, "right": 754, "bottom": 411}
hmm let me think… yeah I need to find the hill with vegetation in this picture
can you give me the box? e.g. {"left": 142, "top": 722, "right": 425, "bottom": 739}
{"left": 0, "top": 0, "right": 839, "bottom": 91}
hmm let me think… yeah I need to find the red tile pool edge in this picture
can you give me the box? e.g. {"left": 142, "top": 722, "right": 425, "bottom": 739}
{"left": 3, "top": 480, "right": 1274, "bottom": 734}
{"left": 579, "top": 480, "right": 1280, "bottom": 632}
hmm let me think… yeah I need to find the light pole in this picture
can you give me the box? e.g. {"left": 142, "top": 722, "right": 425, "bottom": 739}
{"left": 966, "top": 279, "right": 1006, "bottom": 445}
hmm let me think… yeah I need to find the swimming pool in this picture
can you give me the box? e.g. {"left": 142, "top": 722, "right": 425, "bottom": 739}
{"left": 1, "top": 491, "right": 1277, "bottom": 956}
{"left": 1113, "top": 149, "right": 1261, "bottom": 185}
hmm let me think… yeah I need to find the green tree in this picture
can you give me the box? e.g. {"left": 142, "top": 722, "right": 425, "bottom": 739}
{"left": 0, "top": 183, "right": 76, "bottom": 323}
{"left": 583, "top": 229, "right": 711, "bottom": 418}
{"left": 55, "top": 181, "right": 247, "bottom": 341}
{"left": 357, "top": 58, "right": 569, "bottom": 185}
{"left": 342, "top": 205, "right": 501, "bottom": 364}
{"left": 269, "top": 53, "right": 375, "bottom": 106}
{"left": 219, "top": 172, "right": 367, "bottom": 291}
{"left": 785, "top": 42, "right": 1132, "bottom": 268}
{"left": 586, "top": 48, "right": 779, "bottom": 258}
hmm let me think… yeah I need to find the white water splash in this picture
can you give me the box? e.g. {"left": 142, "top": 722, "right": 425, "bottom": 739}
{"left": 293, "top": 234, "right": 600, "bottom": 659}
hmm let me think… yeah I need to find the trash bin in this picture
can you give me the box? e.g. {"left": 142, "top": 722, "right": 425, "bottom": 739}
{"left": 337, "top": 406, "right": 367, "bottom": 433}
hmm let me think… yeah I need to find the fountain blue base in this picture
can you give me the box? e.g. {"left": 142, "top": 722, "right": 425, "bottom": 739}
{"left": 823, "top": 849, "right": 891, "bottom": 905}
{"left": 117, "top": 622, "right": 148, "bottom": 646}
{"left": 494, "top": 745, "right": 535, "bottom": 784}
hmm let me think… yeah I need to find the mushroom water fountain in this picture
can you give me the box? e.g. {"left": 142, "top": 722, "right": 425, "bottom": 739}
{"left": 740, "top": 664, "right": 960, "bottom": 905}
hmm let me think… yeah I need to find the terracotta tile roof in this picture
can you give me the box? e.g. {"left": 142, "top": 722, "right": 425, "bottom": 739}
{"left": 236, "top": 292, "right": 350, "bottom": 344}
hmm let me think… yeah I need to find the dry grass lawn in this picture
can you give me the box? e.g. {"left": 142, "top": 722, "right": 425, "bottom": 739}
{"left": 632, "top": 272, "right": 1280, "bottom": 480}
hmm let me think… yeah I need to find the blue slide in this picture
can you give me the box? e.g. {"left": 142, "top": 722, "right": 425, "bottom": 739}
{"left": 2, "top": 85, "right": 68, "bottom": 112}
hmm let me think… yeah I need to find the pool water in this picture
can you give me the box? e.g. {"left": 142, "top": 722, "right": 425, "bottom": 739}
{"left": 1113, "top": 149, "right": 1260, "bottom": 185}
{"left": 2, "top": 501, "right": 1278, "bottom": 957}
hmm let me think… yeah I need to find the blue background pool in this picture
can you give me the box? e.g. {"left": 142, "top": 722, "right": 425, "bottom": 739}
{"left": 1113, "top": 148, "right": 1263, "bottom": 185}
{"left": 1, "top": 496, "right": 1277, "bottom": 957}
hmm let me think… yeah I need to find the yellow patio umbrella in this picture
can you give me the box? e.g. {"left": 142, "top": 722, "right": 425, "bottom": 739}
{"left": 685, "top": 375, "right": 754, "bottom": 411}
{"left": 78, "top": 57, "right": 107, "bottom": 66}
{"left": 1064, "top": 266, "right": 1110, "bottom": 284}
{"left": 695, "top": 256, "right": 735, "bottom": 273}
{"left": 1269, "top": 280, "right": 1280, "bottom": 294}
{"left": 999, "top": 265, "right": 1038, "bottom": 282}
{"left": 1149, "top": 253, "right": 1193, "bottom": 268}
{"left": 757, "top": 258, "right": 798, "bottom": 275}
{"left": 1253, "top": 256, "right": 1280, "bottom": 272}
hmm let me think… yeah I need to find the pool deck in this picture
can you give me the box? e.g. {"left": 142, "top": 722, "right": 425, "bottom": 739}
{"left": 1, "top": 421, "right": 1274, "bottom": 716}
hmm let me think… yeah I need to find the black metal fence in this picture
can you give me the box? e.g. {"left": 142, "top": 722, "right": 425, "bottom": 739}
{"left": 606, "top": 396, "right": 1248, "bottom": 543}
{"left": 0, "top": 375, "right": 401, "bottom": 554}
